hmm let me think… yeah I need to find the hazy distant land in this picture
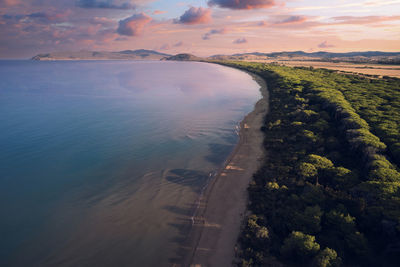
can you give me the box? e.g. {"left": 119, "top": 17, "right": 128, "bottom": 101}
{"left": 32, "top": 50, "right": 400, "bottom": 63}
{"left": 31, "top": 50, "right": 400, "bottom": 78}
{"left": 31, "top": 49, "right": 171, "bottom": 61}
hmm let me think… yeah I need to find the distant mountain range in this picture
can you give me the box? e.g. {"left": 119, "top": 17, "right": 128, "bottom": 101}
{"left": 31, "top": 49, "right": 171, "bottom": 61}
{"left": 162, "top": 53, "right": 203, "bottom": 61}
{"left": 32, "top": 50, "right": 400, "bottom": 64}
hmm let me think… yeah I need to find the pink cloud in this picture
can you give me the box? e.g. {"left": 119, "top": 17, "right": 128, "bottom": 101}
{"left": 258, "top": 20, "right": 268, "bottom": 27}
{"left": 332, "top": 15, "right": 400, "bottom": 25}
{"left": 274, "top": 15, "right": 307, "bottom": 25}
{"left": 0, "top": 0, "right": 19, "bottom": 6}
{"left": 208, "top": 0, "right": 275, "bottom": 10}
{"left": 233, "top": 37, "right": 247, "bottom": 44}
{"left": 159, "top": 41, "right": 184, "bottom": 50}
{"left": 318, "top": 41, "right": 335, "bottom": 48}
{"left": 117, "top": 13, "right": 152, "bottom": 36}
{"left": 153, "top": 10, "right": 166, "bottom": 15}
{"left": 174, "top": 41, "right": 184, "bottom": 47}
{"left": 202, "top": 28, "right": 228, "bottom": 40}
{"left": 160, "top": 43, "right": 170, "bottom": 50}
{"left": 175, "top": 7, "right": 212, "bottom": 25}
{"left": 90, "top": 17, "right": 115, "bottom": 26}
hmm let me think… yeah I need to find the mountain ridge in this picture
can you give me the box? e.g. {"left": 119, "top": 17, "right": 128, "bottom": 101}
{"left": 31, "top": 49, "right": 171, "bottom": 61}
{"left": 31, "top": 50, "right": 400, "bottom": 64}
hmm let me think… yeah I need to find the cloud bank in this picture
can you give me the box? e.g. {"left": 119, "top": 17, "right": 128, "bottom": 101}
{"left": 275, "top": 15, "right": 307, "bottom": 25}
{"left": 76, "top": 0, "right": 136, "bottom": 9}
{"left": 208, "top": 0, "right": 275, "bottom": 10}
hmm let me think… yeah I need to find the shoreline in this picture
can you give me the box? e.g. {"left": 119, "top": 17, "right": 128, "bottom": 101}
{"left": 180, "top": 68, "right": 269, "bottom": 267}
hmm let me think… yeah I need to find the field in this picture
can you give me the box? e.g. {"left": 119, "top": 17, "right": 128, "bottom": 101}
{"left": 246, "top": 60, "right": 400, "bottom": 79}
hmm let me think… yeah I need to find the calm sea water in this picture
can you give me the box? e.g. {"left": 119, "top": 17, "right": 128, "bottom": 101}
{"left": 0, "top": 60, "right": 260, "bottom": 266}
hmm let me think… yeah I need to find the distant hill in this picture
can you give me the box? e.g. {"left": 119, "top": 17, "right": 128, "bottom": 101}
{"left": 31, "top": 50, "right": 400, "bottom": 64}
{"left": 210, "top": 51, "right": 400, "bottom": 64}
{"left": 162, "top": 53, "right": 203, "bottom": 61}
{"left": 231, "top": 51, "right": 400, "bottom": 58}
{"left": 31, "top": 50, "right": 171, "bottom": 61}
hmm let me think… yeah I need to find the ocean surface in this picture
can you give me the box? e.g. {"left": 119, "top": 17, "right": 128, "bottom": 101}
{"left": 0, "top": 60, "right": 261, "bottom": 266}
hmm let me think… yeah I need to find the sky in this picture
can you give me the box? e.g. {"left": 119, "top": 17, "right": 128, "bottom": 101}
{"left": 0, "top": 0, "right": 399, "bottom": 58}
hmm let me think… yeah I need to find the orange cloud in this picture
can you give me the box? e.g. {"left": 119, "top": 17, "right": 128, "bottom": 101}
{"left": 153, "top": 10, "right": 167, "bottom": 15}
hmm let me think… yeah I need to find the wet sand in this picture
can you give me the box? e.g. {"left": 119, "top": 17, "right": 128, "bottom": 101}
{"left": 181, "top": 71, "right": 269, "bottom": 267}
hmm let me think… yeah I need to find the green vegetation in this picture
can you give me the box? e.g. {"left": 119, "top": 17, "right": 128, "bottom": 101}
{"left": 217, "top": 62, "right": 400, "bottom": 266}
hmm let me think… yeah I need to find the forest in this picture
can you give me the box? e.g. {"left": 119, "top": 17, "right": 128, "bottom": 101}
{"left": 217, "top": 61, "right": 400, "bottom": 266}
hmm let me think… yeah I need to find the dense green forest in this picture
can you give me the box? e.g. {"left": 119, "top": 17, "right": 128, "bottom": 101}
{"left": 218, "top": 62, "right": 400, "bottom": 266}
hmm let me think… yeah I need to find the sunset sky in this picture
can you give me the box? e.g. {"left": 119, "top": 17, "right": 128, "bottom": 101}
{"left": 0, "top": 0, "right": 399, "bottom": 58}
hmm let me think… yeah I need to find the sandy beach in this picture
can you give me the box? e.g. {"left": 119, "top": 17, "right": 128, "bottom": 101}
{"left": 180, "top": 70, "right": 269, "bottom": 267}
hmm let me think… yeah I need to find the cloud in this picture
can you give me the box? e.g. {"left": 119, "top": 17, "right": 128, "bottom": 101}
{"left": 175, "top": 7, "right": 212, "bottom": 25}
{"left": 117, "top": 13, "right": 152, "bottom": 36}
{"left": 295, "top": 1, "right": 400, "bottom": 11}
{"left": 318, "top": 41, "right": 335, "bottom": 48}
{"left": 332, "top": 15, "right": 400, "bottom": 25}
{"left": 0, "top": 0, "right": 20, "bottom": 6}
{"left": 160, "top": 43, "right": 170, "bottom": 50}
{"left": 208, "top": 0, "right": 275, "bottom": 10}
{"left": 115, "top": 36, "right": 129, "bottom": 41}
{"left": 202, "top": 28, "right": 227, "bottom": 40}
{"left": 364, "top": 1, "right": 400, "bottom": 7}
{"left": 258, "top": 20, "right": 268, "bottom": 27}
{"left": 2, "top": 11, "right": 70, "bottom": 23}
{"left": 153, "top": 10, "right": 167, "bottom": 15}
{"left": 274, "top": 15, "right": 307, "bottom": 25}
{"left": 28, "top": 12, "right": 69, "bottom": 22}
{"left": 174, "top": 41, "right": 184, "bottom": 47}
{"left": 160, "top": 41, "right": 184, "bottom": 50}
{"left": 233, "top": 37, "right": 247, "bottom": 44}
{"left": 257, "top": 15, "right": 309, "bottom": 28}
{"left": 76, "top": 0, "right": 136, "bottom": 9}
{"left": 90, "top": 17, "right": 115, "bottom": 26}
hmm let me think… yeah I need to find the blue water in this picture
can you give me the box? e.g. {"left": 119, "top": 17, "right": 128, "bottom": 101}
{"left": 0, "top": 60, "right": 261, "bottom": 266}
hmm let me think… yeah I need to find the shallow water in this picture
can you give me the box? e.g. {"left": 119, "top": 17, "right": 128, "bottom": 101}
{"left": 0, "top": 60, "right": 260, "bottom": 266}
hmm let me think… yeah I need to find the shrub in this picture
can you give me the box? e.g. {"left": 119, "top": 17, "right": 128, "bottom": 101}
{"left": 312, "top": 247, "right": 341, "bottom": 267}
{"left": 280, "top": 231, "right": 320, "bottom": 262}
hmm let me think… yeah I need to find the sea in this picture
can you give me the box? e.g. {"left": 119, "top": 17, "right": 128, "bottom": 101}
{"left": 0, "top": 60, "right": 261, "bottom": 266}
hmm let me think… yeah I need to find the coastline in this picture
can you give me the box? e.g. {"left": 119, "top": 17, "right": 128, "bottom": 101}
{"left": 180, "top": 69, "right": 269, "bottom": 267}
